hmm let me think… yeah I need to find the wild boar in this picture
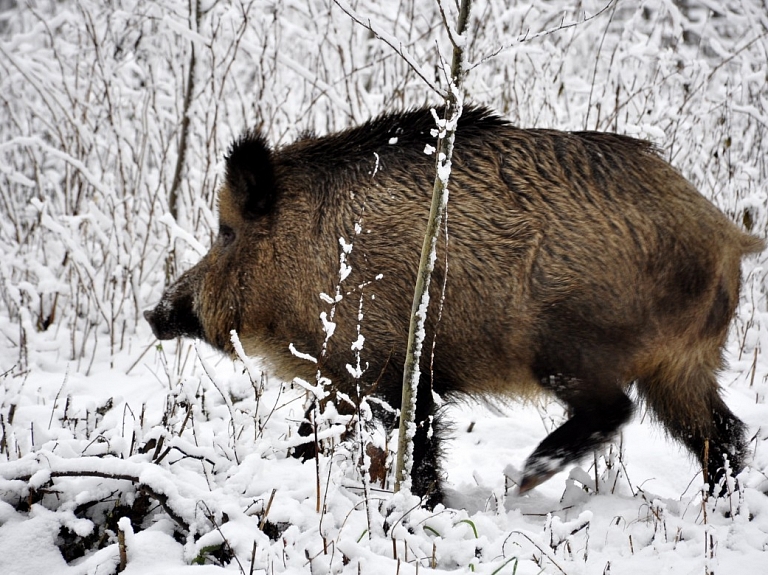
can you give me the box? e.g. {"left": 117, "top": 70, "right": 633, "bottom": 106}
{"left": 144, "top": 105, "right": 764, "bottom": 506}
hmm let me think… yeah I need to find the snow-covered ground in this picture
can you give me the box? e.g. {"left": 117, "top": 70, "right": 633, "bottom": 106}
{"left": 2, "top": 1, "right": 767, "bottom": 573}
{"left": 1, "top": 322, "right": 767, "bottom": 574}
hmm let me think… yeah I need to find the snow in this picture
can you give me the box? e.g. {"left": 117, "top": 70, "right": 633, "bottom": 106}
{"left": 3, "top": 330, "right": 766, "bottom": 574}
{"left": 2, "top": 0, "right": 768, "bottom": 573}
{"left": 289, "top": 344, "right": 318, "bottom": 364}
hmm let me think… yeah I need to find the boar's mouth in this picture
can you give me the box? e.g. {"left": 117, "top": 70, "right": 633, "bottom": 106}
{"left": 143, "top": 296, "right": 205, "bottom": 342}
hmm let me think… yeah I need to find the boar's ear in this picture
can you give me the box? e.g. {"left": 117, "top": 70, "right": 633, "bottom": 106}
{"left": 225, "top": 130, "right": 276, "bottom": 219}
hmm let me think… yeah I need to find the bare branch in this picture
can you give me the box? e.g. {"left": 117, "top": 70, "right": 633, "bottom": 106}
{"left": 470, "top": 0, "right": 617, "bottom": 71}
{"left": 333, "top": 0, "right": 445, "bottom": 96}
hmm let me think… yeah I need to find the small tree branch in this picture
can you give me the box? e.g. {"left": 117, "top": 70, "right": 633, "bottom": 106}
{"left": 332, "top": 0, "right": 445, "bottom": 96}
{"left": 470, "top": 0, "right": 617, "bottom": 71}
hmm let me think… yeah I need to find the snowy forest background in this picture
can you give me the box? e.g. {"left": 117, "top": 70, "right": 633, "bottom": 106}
{"left": 1, "top": 0, "right": 768, "bottom": 573}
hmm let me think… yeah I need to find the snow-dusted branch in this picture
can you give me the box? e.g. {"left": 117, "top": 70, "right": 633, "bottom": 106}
{"left": 0, "top": 454, "right": 196, "bottom": 530}
{"left": 332, "top": 0, "right": 444, "bottom": 96}
{"left": 470, "top": 0, "right": 617, "bottom": 70}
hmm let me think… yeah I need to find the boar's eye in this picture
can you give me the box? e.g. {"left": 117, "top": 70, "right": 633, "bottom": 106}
{"left": 218, "top": 225, "right": 235, "bottom": 246}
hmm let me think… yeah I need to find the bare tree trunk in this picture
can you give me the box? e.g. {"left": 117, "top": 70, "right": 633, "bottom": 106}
{"left": 394, "top": 0, "right": 473, "bottom": 496}
{"left": 168, "top": 0, "right": 201, "bottom": 223}
{"left": 165, "top": 0, "right": 201, "bottom": 287}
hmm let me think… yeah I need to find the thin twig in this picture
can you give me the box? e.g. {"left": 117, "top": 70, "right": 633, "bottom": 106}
{"left": 332, "top": 0, "right": 444, "bottom": 96}
{"left": 471, "top": 0, "right": 617, "bottom": 70}
{"left": 258, "top": 489, "right": 277, "bottom": 531}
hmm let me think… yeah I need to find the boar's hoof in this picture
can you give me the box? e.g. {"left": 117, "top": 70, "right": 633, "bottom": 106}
{"left": 518, "top": 457, "right": 562, "bottom": 494}
{"left": 291, "top": 417, "right": 319, "bottom": 461}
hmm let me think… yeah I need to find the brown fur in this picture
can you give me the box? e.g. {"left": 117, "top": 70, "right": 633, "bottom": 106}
{"left": 145, "top": 106, "right": 764, "bottom": 504}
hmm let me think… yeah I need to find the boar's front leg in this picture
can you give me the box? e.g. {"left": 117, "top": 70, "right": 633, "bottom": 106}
{"left": 409, "top": 378, "right": 444, "bottom": 508}
{"left": 519, "top": 374, "right": 634, "bottom": 493}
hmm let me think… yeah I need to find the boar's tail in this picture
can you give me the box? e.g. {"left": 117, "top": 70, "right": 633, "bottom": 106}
{"left": 739, "top": 233, "right": 767, "bottom": 255}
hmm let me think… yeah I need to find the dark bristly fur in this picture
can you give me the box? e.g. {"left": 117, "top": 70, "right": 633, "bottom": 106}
{"left": 145, "top": 105, "right": 765, "bottom": 506}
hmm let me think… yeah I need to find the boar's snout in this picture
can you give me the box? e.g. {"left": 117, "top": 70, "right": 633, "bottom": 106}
{"left": 143, "top": 284, "right": 205, "bottom": 342}
{"left": 143, "top": 307, "right": 173, "bottom": 340}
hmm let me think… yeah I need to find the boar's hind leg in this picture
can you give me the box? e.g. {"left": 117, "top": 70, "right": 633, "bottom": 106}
{"left": 637, "top": 365, "right": 747, "bottom": 494}
{"left": 519, "top": 375, "right": 634, "bottom": 493}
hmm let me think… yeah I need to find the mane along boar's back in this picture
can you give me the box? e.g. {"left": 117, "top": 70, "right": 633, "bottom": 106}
{"left": 144, "top": 106, "right": 765, "bottom": 506}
